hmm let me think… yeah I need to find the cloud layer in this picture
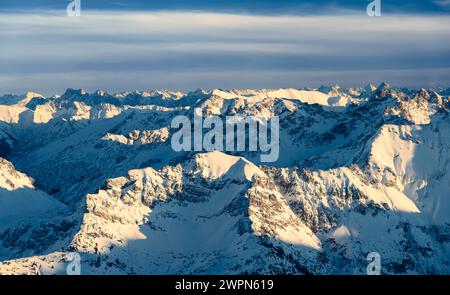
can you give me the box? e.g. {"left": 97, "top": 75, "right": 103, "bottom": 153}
{"left": 1, "top": 11, "right": 450, "bottom": 95}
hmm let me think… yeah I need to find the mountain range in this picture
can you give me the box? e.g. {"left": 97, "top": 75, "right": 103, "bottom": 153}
{"left": 0, "top": 83, "right": 449, "bottom": 274}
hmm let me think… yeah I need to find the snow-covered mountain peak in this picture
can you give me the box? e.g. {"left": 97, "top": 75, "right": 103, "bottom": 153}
{"left": 0, "top": 157, "right": 34, "bottom": 190}
{"left": 192, "top": 151, "right": 266, "bottom": 181}
{"left": 364, "top": 83, "right": 377, "bottom": 92}
{"left": 94, "top": 89, "right": 105, "bottom": 97}
{"left": 372, "top": 82, "right": 395, "bottom": 100}
{"left": 377, "top": 81, "right": 392, "bottom": 91}
{"left": 62, "top": 88, "right": 88, "bottom": 99}
{"left": 0, "top": 92, "right": 44, "bottom": 107}
{"left": 25, "top": 92, "right": 43, "bottom": 98}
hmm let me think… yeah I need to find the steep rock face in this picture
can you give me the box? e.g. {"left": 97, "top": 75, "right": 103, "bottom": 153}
{"left": 387, "top": 89, "right": 444, "bottom": 125}
{"left": 262, "top": 164, "right": 449, "bottom": 274}
{"left": 66, "top": 152, "right": 321, "bottom": 274}
{"left": 102, "top": 127, "right": 169, "bottom": 145}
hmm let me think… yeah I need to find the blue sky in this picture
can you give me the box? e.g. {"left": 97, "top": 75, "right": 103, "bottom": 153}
{"left": 1, "top": 0, "right": 450, "bottom": 95}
